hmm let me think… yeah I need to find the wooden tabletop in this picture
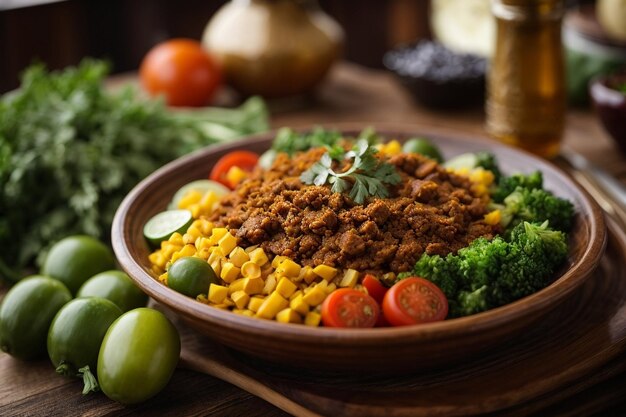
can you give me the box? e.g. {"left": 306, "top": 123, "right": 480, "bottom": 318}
{"left": 1, "top": 62, "right": 625, "bottom": 417}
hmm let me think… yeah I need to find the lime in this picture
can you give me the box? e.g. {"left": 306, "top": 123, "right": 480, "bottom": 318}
{"left": 77, "top": 270, "right": 148, "bottom": 313}
{"left": 41, "top": 236, "right": 116, "bottom": 295}
{"left": 143, "top": 209, "right": 193, "bottom": 247}
{"left": 168, "top": 180, "right": 230, "bottom": 209}
{"left": 402, "top": 138, "right": 443, "bottom": 162}
{"left": 167, "top": 257, "right": 218, "bottom": 298}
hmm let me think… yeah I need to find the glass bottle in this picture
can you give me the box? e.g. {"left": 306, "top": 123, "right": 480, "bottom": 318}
{"left": 486, "top": 0, "right": 566, "bottom": 158}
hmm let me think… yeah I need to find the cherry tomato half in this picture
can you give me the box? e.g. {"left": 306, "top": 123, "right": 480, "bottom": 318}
{"left": 321, "top": 289, "right": 379, "bottom": 328}
{"left": 362, "top": 274, "right": 388, "bottom": 305}
{"left": 209, "top": 151, "right": 259, "bottom": 189}
{"left": 382, "top": 277, "right": 448, "bottom": 326}
{"left": 139, "top": 38, "right": 221, "bottom": 107}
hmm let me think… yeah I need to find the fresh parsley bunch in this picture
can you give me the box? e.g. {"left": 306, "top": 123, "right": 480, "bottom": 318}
{"left": 300, "top": 139, "right": 401, "bottom": 204}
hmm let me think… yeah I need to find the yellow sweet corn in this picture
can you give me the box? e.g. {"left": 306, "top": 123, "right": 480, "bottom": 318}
{"left": 247, "top": 296, "right": 265, "bottom": 313}
{"left": 271, "top": 255, "right": 288, "bottom": 268}
{"left": 241, "top": 261, "right": 261, "bottom": 279}
{"left": 304, "top": 311, "right": 321, "bottom": 327}
{"left": 302, "top": 287, "right": 326, "bottom": 306}
{"left": 218, "top": 232, "right": 238, "bottom": 255}
{"left": 324, "top": 283, "right": 337, "bottom": 294}
{"left": 384, "top": 139, "right": 402, "bottom": 155}
{"left": 228, "top": 278, "right": 246, "bottom": 294}
{"left": 209, "top": 227, "right": 229, "bottom": 245}
{"left": 220, "top": 262, "right": 240, "bottom": 284}
{"left": 289, "top": 289, "right": 303, "bottom": 301}
{"left": 177, "top": 190, "right": 202, "bottom": 209}
{"left": 231, "top": 290, "right": 250, "bottom": 310}
{"left": 484, "top": 209, "right": 502, "bottom": 226}
{"left": 276, "top": 259, "right": 301, "bottom": 278}
{"left": 229, "top": 247, "right": 250, "bottom": 268}
{"left": 208, "top": 284, "right": 229, "bottom": 304}
{"left": 313, "top": 265, "right": 337, "bottom": 281}
{"left": 171, "top": 244, "right": 196, "bottom": 263}
{"left": 289, "top": 294, "right": 309, "bottom": 315}
{"left": 275, "top": 277, "right": 297, "bottom": 298}
{"left": 339, "top": 269, "right": 359, "bottom": 288}
{"left": 249, "top": 248, "right": 269, "bottom": 266}
{"left": 226, "top": 166, "right": 249, "bottom": 187}
{"left": 256, "top": 292, "right": 289, "bottom": 319}
{"left": 168, "top": 232, "right": 184, "bottom": 246}
{"left": 276, "top": 308, "right": 302, "bottom": 324}
{"left": 262, "top": 274, "right": 277, "bottom": 295}
{"left": 243, "top": 277, "right": 264, "bottom": 295}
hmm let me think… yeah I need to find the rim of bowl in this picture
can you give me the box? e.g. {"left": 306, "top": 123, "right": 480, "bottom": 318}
{"left": 112, "top": 123, "right": 607, "bottom": 344}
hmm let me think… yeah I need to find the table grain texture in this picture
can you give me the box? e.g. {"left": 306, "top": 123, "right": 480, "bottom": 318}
{"left": 1, "top": 62, "right": 625, "bottom": 417}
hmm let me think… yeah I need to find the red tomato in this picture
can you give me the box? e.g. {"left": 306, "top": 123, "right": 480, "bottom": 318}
{"left": 321, "top": 289, "right": 380, "bottom": 328}
{"left": 209, "top": 151, "right": 259, "bottom": 189}
{"left": 382, "top": 277, "right": 448, "bottom": 326}
{"left": 362, "top": 274, "right": 388, "bottom": 305}
{"left": 139, "top": 38, "right": 221, "bottom": 107}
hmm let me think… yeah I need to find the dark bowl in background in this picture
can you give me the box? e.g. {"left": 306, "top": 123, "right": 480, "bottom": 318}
{"left": 383, "top": 41, "right": 486, "bottom": 110}
{"left": 590, "top": 71, "right": 626, "bottom": 154}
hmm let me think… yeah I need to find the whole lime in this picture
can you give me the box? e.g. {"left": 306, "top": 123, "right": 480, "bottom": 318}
{"left": 77, "top": 270, "right": 148, "bottom": 313}
{"left": 167, "top": 257, "right": 218, "bottom": 298}
{"left": 41, "top": 235, "right": 115, "bottom": 295}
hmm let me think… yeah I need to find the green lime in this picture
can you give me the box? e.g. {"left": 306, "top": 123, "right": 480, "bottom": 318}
{"left": 77, "top": 270, "right": 148, "bottom": 313}
{"left": 168, "top": 180, "right": 230, "bottom": 209}
{"left": 167, "top": 257, "right": 218, "bottom": 298}
{"left": 41, "top": 235, "right": 116, "bottom": 295}
{"left": 402, "top": 138, "right": 443, "bottom": 162}
{"left": 143, "top": 209, "right": 193, "bottom": 247}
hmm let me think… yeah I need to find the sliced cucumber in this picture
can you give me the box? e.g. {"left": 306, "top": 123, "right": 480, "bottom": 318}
{"left": 143, "top": 209, "right": 193, "bottom": 247}
{"left": 169, "top": 180, "right": 230, "bottom": 209}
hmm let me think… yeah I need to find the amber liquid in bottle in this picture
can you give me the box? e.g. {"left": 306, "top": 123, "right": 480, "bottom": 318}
{"left": 486, "top": 0, "right": 566, "bottom": 158}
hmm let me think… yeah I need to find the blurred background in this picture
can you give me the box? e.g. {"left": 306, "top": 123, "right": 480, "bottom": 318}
{"left": 0, "top": 0, "right": 599, "bottom": 93}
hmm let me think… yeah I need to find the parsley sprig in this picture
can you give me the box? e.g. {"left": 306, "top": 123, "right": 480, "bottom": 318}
{"left": 300, "top": 139, "right": 401, "bottom": 204}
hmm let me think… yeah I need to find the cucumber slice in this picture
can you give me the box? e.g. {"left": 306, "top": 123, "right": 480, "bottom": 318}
{"left": 143, "top": 209, "right": 193, "bottom": 247}
{"left": 169, "top": 180, "right": 230, "bottom": 209}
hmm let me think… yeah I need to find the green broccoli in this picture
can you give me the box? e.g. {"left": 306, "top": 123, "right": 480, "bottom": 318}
{"left": 407, "top": 221, "right": 569, "bottom": 318}
{"left": 492, "top": 171, "right": 543, "bottom": 203}
{"left": 499, "top": 187, "right": 575, "bottom": 233}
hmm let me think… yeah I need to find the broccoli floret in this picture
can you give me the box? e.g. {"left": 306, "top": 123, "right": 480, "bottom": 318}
{"left": 492, "top": 171, "right": 543, "bottom": 203}
{"left": 405, "top": 221, "right": 569, "bottom": 318}
{"left": 500, "top": 187, "right": 575, "bottom": 233}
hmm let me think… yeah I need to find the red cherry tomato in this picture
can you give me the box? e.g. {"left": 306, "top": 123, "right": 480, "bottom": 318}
{"left": 382, "top": 277, "right": 448, "bottom": 326}
{"left": 362, "top": 274, "right": 388, "bottom": 305}
{"left": 139, "top": 38, "right": 222, "bottom": 107}
{"left": 209, "top": 151, "right": 259, "bottom": 189}
{"left": 321, "top": 289, "right": 380, "bottom": 328}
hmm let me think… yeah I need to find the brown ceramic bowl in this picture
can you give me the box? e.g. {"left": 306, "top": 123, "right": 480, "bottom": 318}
{"left": 112, "top": 125, "right": 606, "bottom": 373}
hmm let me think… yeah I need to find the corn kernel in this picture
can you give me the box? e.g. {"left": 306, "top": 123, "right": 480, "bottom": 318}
{"left": 231, "top": 290, "right": 250, "bottom": 310}
{"left": 276, "top": 308, "right": 302, "bottom": 324}
{"left": 339, "top": 269, "right": 359, "bottom": 288}
{"left": 229, "top": 247, "right": 250, "bottom": 267}
{"left": 243, "top": 277, "right": 264, "bottom": 295}
{"left": 256, "top": 292, "right": 288, "bottom": 319}
{"left": 218, "top": 232, "right": 238, "bottom": 255}
{"left": 249, "top": 248, "right": 269, "bottom": 266}
{"left": 208, "top": 284, "right": 229, "bottom": 304}
{"left": 384, "top": 139, "right": 402, "bottom": 155}
{"left": 316, "top": 279, "right": 328, "bottom": 291}
{"left": 226, "top": 166, "right": 249, "bottom": 187}
{"left": 302, "top": 287, "right": 327, "bottom": 306}
{"left": 196, "top": 247, "right": 211, "bottom": 260}
{"left": 195, "top": 237, "right": 212, "bottom": 251}
{"left": 228, "top": 278, "right": 246, "bottom": 294}
{"left": 177, "top": 190, "right": 202, "bottom": 209}
{"left": 241, "top": 261, "right": 261, "bottom": 279}
{"left": 158, "top": 272, "right": 168, "bottom": 285}
{"left": 302, "top": 267, "right": 318, "bottom": 284}
{"left": 325, "top": 283, "right": 337, "bottom": 294}
{"left": 275, "top": 277, "right": 297, "bottom": 298}
{"left": 484, "top": 209, "right": 502, "bottom": 226}
{"left": 313, "top": 265, "right": 338, "bottom": 281}
{"left": 304, "top": 311, "right": 321, "bottom": 327}
{"left": 244, "top": 245, "right": 259, "bottom": 253}
{"left": 199, "top": 191, "right": 219, "bottom": 213}
{"left": 262, "top": 274, "right": 277, "bottom": 295}
{"left": 213, "top": 303, "right": 230, "bottom": 310}
{"left": 276, "top": 259, "right": 301, "bottom": 278}
{"left": 289, "top": 290, "right": 303, "bottom": 301}
{"left": 241, "top": 310, "right": 255, "bottom": 317}
{"left": 221, "top": 262, "right": 241, "bottom": 284}
{"left": 247, "top": 296, "right": 265, "bottom": 313}
{"left": 171, "top": 244, "right": 196, "bottom": 262}
{"left": 209, "top": 227, "right": 228, "bottom": 245}
{"left": 168, "top": 232, "right": 184, "bottom": 246}
{"left": 271, "top": 255, "right": 288, "bottom": 268}
{"left": 290, "top": 294, "right": 309, "bottom": 315}
{"left": 199, "top": 219, "right": 215, "bottom": 236}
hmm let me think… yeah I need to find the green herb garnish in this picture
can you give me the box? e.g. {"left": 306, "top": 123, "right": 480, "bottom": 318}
{"left": 300, "top": 139, "right": 401, "bottom": 204}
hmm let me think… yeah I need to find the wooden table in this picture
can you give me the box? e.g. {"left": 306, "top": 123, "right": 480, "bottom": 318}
{"left": 1, "top": 62, "right": 625, "bottom": 416}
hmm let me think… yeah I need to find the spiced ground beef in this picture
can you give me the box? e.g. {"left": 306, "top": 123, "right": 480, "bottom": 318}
{"left": 211, "top": 148, "right": 501, "bottom": 275}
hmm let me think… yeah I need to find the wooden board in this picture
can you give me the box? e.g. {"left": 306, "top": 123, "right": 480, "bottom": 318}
{"left": 175, "top": 219, "right": 626, "bottom": 416}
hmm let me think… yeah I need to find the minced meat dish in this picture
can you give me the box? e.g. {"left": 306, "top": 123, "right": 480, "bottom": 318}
{"left": 211, "top": 147, "right": 501, "bottom": 276}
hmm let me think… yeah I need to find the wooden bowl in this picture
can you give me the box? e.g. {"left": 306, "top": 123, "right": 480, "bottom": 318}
{"left": 112, "top": 125, "right": 607, "bottom": 373}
